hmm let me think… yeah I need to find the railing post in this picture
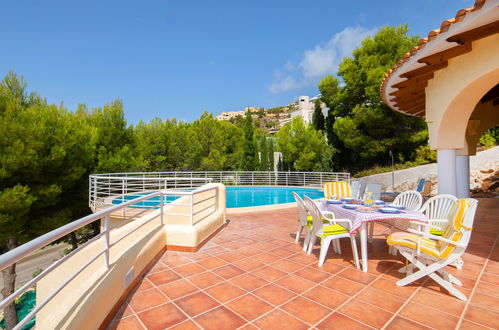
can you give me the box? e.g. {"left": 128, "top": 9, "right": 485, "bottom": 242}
{"left": 93, "top": 179, "right": 97, "bottom": 208}
{"left": 215, "top": 187, "right": 219, "bottom": 211}
{"left": 303, "top": 172, "right": 305, "bottom": 186}
{"left": 252, "top": 172, "right": 254, "bottom": 186}
{"left": 121, "top": 179, "right": 125, "bottom": 218}
{"left": 320, "top": 173, "right": 323, "bottom": 186}
{"left": 160, "top": 193, "right": 164, "bottom": 226}
{"left": 103, "top": 215, "right": 110, "bottom": 269}
{"left": 286, "top": 172, "right": 288, "bottom": 186}
{"left": 190, "top": 194, "right": 194, "bottom": 226}
{"left": 336, "top": 173, "right": 339, "bottom": 182}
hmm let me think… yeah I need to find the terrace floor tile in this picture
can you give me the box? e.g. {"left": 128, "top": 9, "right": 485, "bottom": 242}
{"left": 174, "top": 292, "right": 220, "bottom": 317}
{"left": 225, "top": 294, "right": 274, "bottom": 321}
{"left": 108, "top": 199, "right": 498, "bottom": 330}
{"left": 136, "top": 303, "right": 187, "bottom": 329}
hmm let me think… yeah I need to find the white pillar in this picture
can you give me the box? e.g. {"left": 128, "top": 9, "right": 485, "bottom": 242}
{"left": 456, "top": 155, "right": 470, "bottom": 198}
{"left": 437, "top": 149, "right": 457, "bottom": 196}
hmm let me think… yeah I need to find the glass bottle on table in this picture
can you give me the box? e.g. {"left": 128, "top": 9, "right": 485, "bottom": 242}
{"left": 364, "top": 191, "right": 374, "bottom": 207}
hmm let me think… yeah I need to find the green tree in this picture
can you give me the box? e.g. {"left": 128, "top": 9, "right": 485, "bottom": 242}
{"left": 0, "top": 73, "right": 96, "bottom": 328}
{"left": 311, "top": 100, "right": 325, "bottom": 132}
{"left": 88, "top": 100, "right": 137, "bottom": 173}
{"left": 276, "top": 117, "right": 331, "bottom": 171}
{"left": 319, "top": 25, "right": 426, "bottom": 172}
{"left": 258, "top": 134, "right": 269, "bottom": 171}
{"left": 240, "top": 111, "right": 258, "bottom": 170}
{"left": 268, "top": 138, "right": 275, "bottom": 171}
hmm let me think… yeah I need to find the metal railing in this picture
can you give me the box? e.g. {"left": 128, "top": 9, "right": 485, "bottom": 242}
{"left": 89, "top": 171, "right": 350, "bottom": 210}
{"left": 0, "top": 184, "right": 220, "bottom": 330}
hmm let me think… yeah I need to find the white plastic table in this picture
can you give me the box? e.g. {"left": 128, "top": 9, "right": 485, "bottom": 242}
{"left": 322, "top": 202, "right": 427, "bottom": 272}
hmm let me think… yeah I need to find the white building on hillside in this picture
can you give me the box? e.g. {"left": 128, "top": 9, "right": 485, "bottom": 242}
{"left": 290, "top": 95, "right": 328, "bottom": 124}
{"left": 216, "top": 111, "right": 245, "bottom": 121}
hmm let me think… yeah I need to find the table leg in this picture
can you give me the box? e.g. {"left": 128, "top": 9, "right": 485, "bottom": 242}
{"left": 360, "top": 222, "right": 368, "bottom": 272}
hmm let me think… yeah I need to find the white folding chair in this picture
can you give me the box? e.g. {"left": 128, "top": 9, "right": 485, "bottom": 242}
{"left": 292, "top": 192, "right": 312, "bottom": 249}
{"left": 350, "top": 181, "right": 361, "bottom": 200}
{"left": 386, "top": 190, "right": 424, "bottom": 255}
{"left": 303, "top": 196, "right": 360, "bottom": 268}
{"left": 418, "top": 194, "right": 458, "bottom": 235}
{"left": 387, "top": 199, "right": 478, "bottom": 301}
{"left": 393, "top": 190, "right": 423, "bottom": 211}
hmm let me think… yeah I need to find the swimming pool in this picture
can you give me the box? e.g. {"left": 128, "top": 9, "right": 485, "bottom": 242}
{"left": 112, "top": 186, "right": 323, "bottom": 209}
{"left": 226, "top": 187, "right": 322, "bottom": 208}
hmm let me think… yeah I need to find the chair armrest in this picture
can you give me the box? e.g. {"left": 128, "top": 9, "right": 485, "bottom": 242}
{"left": 427, "top": 219, "right": 449, "bottom": 224}
{"left": 408, "top": 228, "right": 466, "bottom": 247}
{"left": 328, "top": 218, "right": 354, "bottom": 230}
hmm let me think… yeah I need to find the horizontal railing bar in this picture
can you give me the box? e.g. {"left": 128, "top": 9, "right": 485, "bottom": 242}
{"left": 108, "top": 205, "right": 160, "bottom": 232}
{"left": 0, "top": 230, "right": 106, "bottom": 310}
{"left": 193, "top": 195, "right": 216, "bottom": 206}
{"left": 14, "top": 249, "right": 106, "bottom": 330}
{"left": 110, "top": 215, "right": 162, "bottom": 248}
{"left": 163, "top": 213, "right": 191, "bottom": 217}
{"left": 0, "top": 190, "right": 164, "bottom": 271}
{"left": 193, "top": 203, "right": 216, "bottom": 216}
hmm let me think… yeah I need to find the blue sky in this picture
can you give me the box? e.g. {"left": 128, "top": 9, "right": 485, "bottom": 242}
{"left": 1, "top": 0, "right": 473, "bottom": 124}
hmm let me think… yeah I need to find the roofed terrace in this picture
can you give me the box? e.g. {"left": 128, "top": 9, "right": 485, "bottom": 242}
{"left": 109, "top": 198, "right": 499, "bottom": 330}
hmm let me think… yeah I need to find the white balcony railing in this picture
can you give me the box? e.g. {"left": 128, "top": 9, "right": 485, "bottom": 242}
{"left": 89, "top": 171, "right": 350, "bottom": 211}
{"left": 0, "top": 184, "right": 220, "bottom": 330}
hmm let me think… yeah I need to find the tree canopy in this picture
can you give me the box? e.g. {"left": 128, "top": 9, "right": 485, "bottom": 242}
{"left": 276, "top": 117, "right": 333, "bottom": 171}
{"left": 319, "top": 25, "right": 428, "bottom": 171}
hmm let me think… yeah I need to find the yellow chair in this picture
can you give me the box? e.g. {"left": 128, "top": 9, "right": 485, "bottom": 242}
{"left": 323, "top": 181, "right": 351, "bottom": 199}
{"left": 387, "top": 198, "right": 478, "bottom": 301}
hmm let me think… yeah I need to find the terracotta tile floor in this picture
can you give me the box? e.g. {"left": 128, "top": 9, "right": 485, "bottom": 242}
{"left": 109, "top": 198, "right": 499, "bottom": 329}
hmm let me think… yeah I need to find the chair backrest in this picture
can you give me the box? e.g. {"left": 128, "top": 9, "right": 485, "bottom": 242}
{"left": 419, "top": 194, "right": 458, "bottom": 229}
{"left": 416, "top": 178, "right": 425, "bottom": 192}
{"left": 438, "top": 198, "right": 478, "bottom": 260}
{"left": 358, "top": 178, "right": 367, "bottom": 199}
{"left": 393, "top": 190, "right": 423, "bottom": 211}
{"left": 363, "top": 183, "right": 381, "bottom": 200}
{"left": 351, "top": 181, "right": 361, "bottom": 199}
{"left": 323, "top": 181, "right": 351, "bottom": 199}
{"left": 303, "top": 196, "right": 327, "bottom": 235}
{"left": 292, "top": 192, "right": 309, "bottom": 226}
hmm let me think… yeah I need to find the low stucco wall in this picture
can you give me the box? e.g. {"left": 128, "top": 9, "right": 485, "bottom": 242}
{"left": 359, "top": 146, "right": 498, "bottom": 193}
{"left": 36, "top": 183, "right": 226, "bottom": 329}
{"left": 164, "top": 183, "right": 226, "bottom": 247}
{"left": 36, "top": 210, "right": 165, "bottom": 329}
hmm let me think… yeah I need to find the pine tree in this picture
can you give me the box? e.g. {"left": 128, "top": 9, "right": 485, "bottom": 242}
{"left": 312, "top": 100, "right": 325, "bottom": 131}
{"left": 240, "top": 111, "right": 257, "bottom": 170}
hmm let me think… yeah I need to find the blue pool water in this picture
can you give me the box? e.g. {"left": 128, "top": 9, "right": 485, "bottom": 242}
{"left": 112, "top": 186, "right": 323, "bottom": 209}
{"left": 226, "top": 187, "right": 322, "bottom": 208}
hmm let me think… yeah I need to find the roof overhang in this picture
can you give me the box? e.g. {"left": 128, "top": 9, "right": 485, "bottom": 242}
{"left": 380, "top": 0, "right": 499, "bottom": 117}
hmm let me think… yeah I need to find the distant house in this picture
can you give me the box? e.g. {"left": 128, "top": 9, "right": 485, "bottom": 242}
{"left": 290, "top": 95, "right": 329, "bottom": 124}
{"left": 216, "top": 111, "right": 245, "bottom": 121}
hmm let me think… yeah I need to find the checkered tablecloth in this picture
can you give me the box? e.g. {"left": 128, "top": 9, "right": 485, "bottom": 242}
{"left": 322, "top": 203, "right": 428, "bottom": 233}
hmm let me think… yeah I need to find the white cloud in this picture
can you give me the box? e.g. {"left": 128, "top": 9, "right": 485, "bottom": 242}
{"left": 268, "top": 26, "right": 377, "bottom": 93}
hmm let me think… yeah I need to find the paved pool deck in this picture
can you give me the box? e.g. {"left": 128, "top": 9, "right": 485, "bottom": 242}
{"left": 109, "top": 198, "right": 499, "bottom": 329}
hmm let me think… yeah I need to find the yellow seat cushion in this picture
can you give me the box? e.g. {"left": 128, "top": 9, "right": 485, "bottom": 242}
{"left": 429, "top": 228, "right": 444, "bottom": 236}
{"left": 387, "top": 232, "right": 441, "bottom": 258}
{"left": 388, "top": 199, "right": 472, "bottom": 260}
{"left": 301, "top": 216, "right": 333, "bottom": 227}
{"left": 319, "top": 224, "right": 349, "bottom": 238}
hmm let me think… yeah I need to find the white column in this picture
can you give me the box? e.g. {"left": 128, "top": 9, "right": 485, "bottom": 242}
{"left": 456, "top": 155, "right": 470, "bottom": 198}
{"left": 437, "top": 149, "right": 457, "bottom": 196}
